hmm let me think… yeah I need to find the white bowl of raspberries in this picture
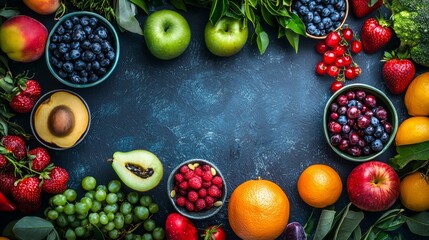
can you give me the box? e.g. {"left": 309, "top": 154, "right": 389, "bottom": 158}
{"left": 167, "top": 159, "right": 227, "bottom": 219}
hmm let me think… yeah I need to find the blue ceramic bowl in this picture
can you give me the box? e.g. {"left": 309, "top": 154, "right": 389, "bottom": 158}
{"left": 45, "top": 11, "right": 120, "bottom": 88}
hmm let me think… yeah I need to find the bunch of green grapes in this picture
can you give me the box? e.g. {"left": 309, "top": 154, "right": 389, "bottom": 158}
{"left": 44, "top": 176, "right": 165, "bottom": 240}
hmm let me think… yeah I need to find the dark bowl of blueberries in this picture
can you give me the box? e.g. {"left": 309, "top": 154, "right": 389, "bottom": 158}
{"left": 323, "top": 83, "right": 398, "bottom": 162}
{"left": 291, "top": 0, "right": 349, "bottom": 39}
{"left": 45, "top": 11, "right": 120, "bottom": 88}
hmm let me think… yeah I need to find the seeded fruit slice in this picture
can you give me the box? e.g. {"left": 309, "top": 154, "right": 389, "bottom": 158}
{"left": 111, "top": 150, "right": 163, "bottom": 192}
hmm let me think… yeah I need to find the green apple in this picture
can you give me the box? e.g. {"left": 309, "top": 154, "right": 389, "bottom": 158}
{"left": 204, "top": 17, "right": 249, "bottom": 57}
{"left": 143, "top": 10, "right": 191, "bottom": 60}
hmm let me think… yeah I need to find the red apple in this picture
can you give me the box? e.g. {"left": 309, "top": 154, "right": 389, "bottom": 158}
{"left": 347, "top": 160, "right": 400, "bottom": 212}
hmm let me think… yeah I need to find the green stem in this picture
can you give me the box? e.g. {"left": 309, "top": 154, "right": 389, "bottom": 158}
{"left": 0, "top": 74, "right": 15, "bottom": 93}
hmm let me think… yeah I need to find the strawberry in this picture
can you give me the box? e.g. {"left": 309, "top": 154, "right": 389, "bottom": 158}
{"left": 0, "top": 154, "right": 7, "bottom": 169}
{"left": 11, "top": 176, "right": 42, "bottom": 203}
{"left": 382, "top": 52, "right": 416, "bottom": 95}
{"left": 28, "top": 147, "right": 51, "bottom": 171}
{"left": 1, "top": 135, "right": 27, "bottom": 160}
{"left": 42, "top": 166, "right": 69, "bottom": 194}
{"left": 165, "top": 212, "right": 198, "bottom": 240}
{"left": 9, "top": 94, "right": 35, "bottom": 113}
{"left": 361, "top": 17, "right": 393, "bottom": 54}
{"left": 351, "top": 0, "right": 383, "bottom": 18}
{"left": 21, "top": 79, "right": 42, "bottom": 101}
{"left": 0, "top": 172, "right": 17, "bottom": 196}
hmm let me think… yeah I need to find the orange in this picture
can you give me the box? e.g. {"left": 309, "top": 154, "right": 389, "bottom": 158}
{"left": 228, "top": 178, "right": 290, "bottom": 240}
{"left": 395, "top": 116, "right": 429, "bottom": 146}
{"left": 297, "top": 164, "right": 342, "bottom": 208}
{"left": 400, "top": 171, "right": 429, "bottom": 212}
{"left": 405, "top": 72, "right": 429, "bottom": 116}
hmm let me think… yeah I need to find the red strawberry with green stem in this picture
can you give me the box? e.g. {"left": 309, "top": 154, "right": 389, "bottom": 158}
{"left": 361, "top": 17, "right": 393, "bottom": 54}
{"left": 1, "top": 135, "right": 27, "bottom": 160}
{"left": 42, "top": 166, "right": 69, "bottom": 194}
{"left": 11, "top": 176, "right": 42, "bottom": 204}
{"left": 382, "top": 51, "right": 416, "bottom": 95}
{"left": 28, "top": 147, "right": 51, "bottom": 171}
{"left": 351, "top": 0, "right": 383, "bottom": 18}
{"left": 165, "top": 212, "right": 198, "bottom": 240}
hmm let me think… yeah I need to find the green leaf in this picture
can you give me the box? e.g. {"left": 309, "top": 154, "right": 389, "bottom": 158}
{"left": 389, "top": 141, "right": 429, "bottom": 170}
{"left": 115, "top": 0, "right": 143, "bottom": 35}
{"left": 46, "top": 230, "right": 61, "bottom": 240}
{"left": 209, "top": 0, "right": 229, "bottom": 25}
{"left": 404, "top": 211, "right": 429, "bottom": 236}
{"left": 261, "top": 4, "right": 275, "bottom": 26}
{"left": 287, "top": 12, "right": 306, "bottom": 36}
{"left": 285, "top": 29, "right": 299, "bottom": 53}
{"left": 245, "top": 2, "right": 256, "bottom": 26}
{"left": 314, "top": 209, "right": 336, "bottom": 240}
{"left": 255, "top": 23, "right": 269, "bottom": 55}
{"left": 352, "top": 226, "right": 362, "bottom": 240}
{"left": 304, "top": 208, "right": 316, "bottom": 236}
{"left": 0, "top": 8, "right": 19, "bottom": 19}
{"left": 129, "top": 0, "right": 149, "bottom": 14}
{"left": 227, "top": 1, "right": 245, "bottom": 18}
{"left": 331, "top": 209, "right": 364, "bottom": 240}
{"left": 92, "top": 224, "right": 105, "bottom": 240}
{"left": 374, "top": 231, "right": 390, "bottom": 240}
{"left": 171, "top": 0, "right": 188, "bottom": 11}
{"left": 2, "top": 219, "right": 18, "bottom": 239}
{"left": 369, "top": 0, "right": 379, "bottom": 7}
{"left": 247, "top": 0, "right": 258, "bottom": 8}
{"left": 12, "top": 216, "right": 55, "bottom": 240}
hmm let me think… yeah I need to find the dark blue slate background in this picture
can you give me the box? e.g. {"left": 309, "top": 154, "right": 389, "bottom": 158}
{"left": 1, "top": 2, "right": 427, "bottom": 239}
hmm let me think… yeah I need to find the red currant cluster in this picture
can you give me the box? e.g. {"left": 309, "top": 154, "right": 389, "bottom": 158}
{"left": 315, "top": 27, "right": 363, "bottom": 92}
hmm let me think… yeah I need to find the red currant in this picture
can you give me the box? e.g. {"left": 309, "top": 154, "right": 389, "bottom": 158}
{"left": 325, "top": 31, "right": 341, "bottom": 47}
{"left": 341, "top": 28, "right": 354, "bottom": 42}
{"left": 331, "top": 81, "right": 344, "bottom": 92}
{"left": 315, "top": 41, "right": 328, "bottom": 54}
{"left": 345, "top": 67, "right": 356, "bottom": 79}
{"left": 315, "top": 61, "right": 327, "bottom": 75}
{"left": 323, "top": 51, "right": 337, "bottom": 65}
{"left": 343, "top": 55, "right": 352, "bottom": 66}
{"left": 333, "top": 45, "right": 346, "bottom": 56}
{"left": 327, "top": 65, "right": 340, "bottom": 77}
{"left": 351, "top": 40, "right": 363, "bottom": 54}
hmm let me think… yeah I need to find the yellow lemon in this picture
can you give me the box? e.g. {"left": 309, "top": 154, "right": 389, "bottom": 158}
{"left": 395, "top": 116, "right": 429, "bottom": 146}
{"left": 405, "top": 72, "right": 429, "bottom": 116}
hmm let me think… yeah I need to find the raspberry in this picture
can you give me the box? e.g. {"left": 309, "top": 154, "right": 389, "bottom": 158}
{"left": 201, "top": 164, "right": 211, "bottom": 171}
{"left": 187, "top": 190, "right": 198, "bottom": 202}
{"left": 176, "top": 196, "right": 186, "bottom": 207}
{"left": 215, "top": 183, "right": 223, "bottom": 189}
{"left": 174, "top": 173, "right": 184, "bottom": 183}
{"left": 212, "top": 176, "right": 223, "bottom": 185}
{"left": 179, "top": 181, "right": 188, "bottom": 190}
{"left": 198, "top": 188, "right": 207, "bottom": 198}
{"left": 202, "top": 171, "right": 213, "bottom": 182}
{"left": 194, "top": 167, "right": 203, "bottom": 176}
{"left": 208, "top": 185, "right": 222, "bottom": 198}
{"left": 178, "top": 189, "right": 187, "bottom": 196}
{"left": 202, "top": 180, "right": 212, "bottom": 188}
{"left": 184, "top": 171, "right": 195, "bottom": 180}
{"left": 188, "top": 176, "right": 202, "bottom": 189}
{"left": 195, "top": 198, "right": 206, "bottom": 211}
{"left": 185, "top": 201, "right": 194, "bottom": 211}
{"left": 205, "top": 196, "right": 214, "bottom": 209}
{"left": 179, "top": 165, "right": 190, "bottom": 174}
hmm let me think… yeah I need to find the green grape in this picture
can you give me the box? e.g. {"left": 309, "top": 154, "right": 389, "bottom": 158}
{"left": 66, "top": 214, "right": 76, "bottom": 224}
{"left": 142, "top": 233, "right": 153, "bottom": 240}
{"left": 152, "top": 227, "right": 165, "bottom": 240}
{"left": 120, "top": 202, "right": 132, "bottom": 215}
{"left": 124, "top": 213, "right": 133, "bottom": 225}
{"left": 108, "top": 229, "right": 120, "bottom": 239}
{"left": 99, "top": 213, "right": 109, "bottom": 225}
{"left": 134, "top": 206, "right": 149, "bottom": 220}
{"left": 96, "top": 184, "right": 107, "bottom": 192}
{"left": 107, "top": 212, "right": 115, "bottom": 221}
{"left": 106, "top": 193, "right": 118, "bottom": 204}
{"left": 75, "top": 202, "right": 89, "bottom": 215}
{"left": 104, "top": 222, "right": 115, "bottom": 231}
{"left": 44, "top": 207, "right": 51, "bottom": 217}
{"left": 143, "top": 219, "right": 156, "bottom": 232}
{"left": 113, "top": 212, "right": 124, "bottom": 229}
{"left": 148, "top": 203, "right": 159, "bottom": 214}
{"left": 139, "top": 195, "right": 152, "bottom": 207}
{"left": 104, "top": 203, "right": 119, "bottom": 213}
{"left": 107, "top": 180, "right": 121, "bottom": 193}
{"left": 56, "top": 214, "right": 68, "bottom": 228}
{"left": 88, "top": 212, "right": 100, "bottom": 225}
{"left": 133, "top": 235, "right": 142, "bottom": 240}
{"left": 48, "top": 198, "right": 54, "bottom": 207}
{"left": 74, "top": 226, "right": 86, "bottom": 238}
{"left": 63, "top": 189, "right": 77, "bottom": 202}
{"left": 80, "top": 218, "right": 89, "bottom": 228}
{"left": 127, "top": 192, "right": 139, "bottom": 204}
{"left": 69, "top": 219, "right": 80, "bottom": 228}
{"left": 124, "top": 233, "right": 134, "bottom": 240}
{"left": 64, "top": 203, "right": 76, "bottom": 215}
{"left": 81, "top": 176, "right": 97, "bottom": 191}
{"left": 65, "top": 228, "right": 77, "bottom": 240}
{"left": 80, "top": 197, "right": 93, "bottom": 209}
{"left": 53, "top": 194, "right": 67, "bottom": 206}
{"left": 91, "top": 200, "right": 102, "bottom": 212}
{"left": 76, "top": 213, "right": 88, "bottom": 220}
{"left": 47, "top": 209, "right": 59, "bottom": 220}
{"left": 117, "top": 191, "right": 125, "bottom": 201}
{"left": 85, "top": 191, "right": 95, "bottom": 200}
{"left": 55, "top": 205, "right": 64, "bottom": 213}
{"left": 95, "top": 189, "right": 107, "bottom": 202}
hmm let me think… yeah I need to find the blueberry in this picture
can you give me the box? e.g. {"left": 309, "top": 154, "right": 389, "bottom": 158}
{"left": 106, "top": 51, "right": 115, "bottom": 61}
{"left": 89, "top": 17, "right": 98, "bottom": 27}
{"left": 63, "top": 53, "right": 71, "bottom": 61}
{"left": 370, "top": 116, "right": 380, "bottom": 126}
{"left": 82, "top": 50, "right": 96, "bottom": 62}
{"left": 95, "top": 27, "right": 108, "bottom": 39}
{"left": 331, "top": 11, "right": 340, "bottom": 21}
{"left": 304, "top": 12, "right": 314, "bottom": 22}
{"left": 322, "top": 17, "right": 333, "bottom": 28}
{"left": 80, "top": 70, "right": 89, "bottom": 78}
{"left": 371, "top": 139, "right": 384, "bottom": 152}
{"left": 313, "top": 15, "right": 321, "bottom": 24}
{"left": 74, "top": 60, "right": 86, "bottom": 71}
{"left": 91, "top": 61, "right": 100, "bottom": 70}
{"left": 315, "top": 5, "right": 324, "bottom": 12}
{"left": 86, "top": 63, "right": 92, "bottom": 71}
{"left": 362, "top": 146, "right": 372, "bottom": 155}
{"left": 330, "top": 0, "right": 338, "bottom": 4}
{"left": 97, "top": 53, "right": 105, "bottom": 61}
{"left": 364, "top": 126, "right": 375, "bottom": 135}
{"left": 317, "top": 22, "right": 324, "bottom": 30}
{"left": 364, "top": 135, "right": 374, "bottom": 143}
{"left": 338, "top": 115, "right": 347, "bottom": 125}
{"left": 49, "top": 55, "right": 59, "bottom": 65}
{"left": 322, "top": 0, "right": 330, "bottom": 4}
{"left": 299, "top": 6, "right": 309, "bottom": 15}
{"left": 321, "top": 8, "right": 331, "bottom": 17}
{"left": 83, "top": 26, "right": 93, "bottom": 35}
{"left": 80, "top": 16, "right": 90, "bottom": 26}
{"left": 72, "top": 29, "right": 86, "bottom": 42}
{"left": 49, "top": 43, "right": 57, "bottom": 51}
{"left": 70, "top": 49, "right": 81, "bottom": 60}
{"left": 335, "top": 0, "right": 346, "bottom": 10}
{"left": 301, "top": 0, "right": 310, "bottom": 3}
{"left": 101, "top": 41, "right": 113, "bottom": 52}
{"left": 56, "top": 25, "right": 65, "bottom": 35}
{"left": 71, "top": 16, "right": 80, "bottom": 24}
{"left": 293, "top": 1, "right": 302, "bottom": 10}
{"left": 100, "top": 58, "right": 110, "bottom": 67}
{"left": 62, "top": 62, "right": 74, "bottom": 73}
{"left": 54, "top": 59, "right": 63, "bottom": 69}
{"left": 308, "top": 1, "right": 317, "bottom": 11}
{"left": 81, "top": 40, "right": 91, "bottom": 50}
{"left": 340, "top": 11, "right": 346, "bottom": 19}
{"left": 91, "top": 42, "right": 102, "bottom": 54}
{"left": 373, "top": 125, "right": 384, "bottom": 138}
{"left": 88, "top": 73, "right": 99, "bottom": 82}
{"left": 62, "top": 33, "right": 71, "bottom": 43}
{"left": 70, "top": 75, "right": 82, "bottom": 84}
{"left": 70, "top": 41, "right": 80, "bottom": 50}
{"left": 51, "top": 34, "right": 62, "bottom": 43}
{"left": 58, "top": 70, "right": 68, "bottom": 78}
{"left": 307, "top": 24, "right": 317, "bottom": 35}
{"left": 73, "top": 24, "right": 83, "bottom": 31}
{"left": 63, "top": 19, "right": 73, "bottom": 30}
{"left": 97, "top": 67, "right": 107, "bottom": 76}
{"left": 334, "top": 21, "right": 342, "bottom": 29}
{"left": 58, "top": 43, "right": 69, "bottom": 54}
{"left": 327, "top": 4, "right": 334, "bottom": 12}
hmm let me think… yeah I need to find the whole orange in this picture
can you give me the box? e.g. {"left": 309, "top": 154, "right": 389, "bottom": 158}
{"left": 400, "top": 171, "right": 429, "bottom": 212}
{"left": 297, "top": 164, "right": 343, "bottom": 208}
{"left": 228, "top": 178, "right": 290, "bottom": 240}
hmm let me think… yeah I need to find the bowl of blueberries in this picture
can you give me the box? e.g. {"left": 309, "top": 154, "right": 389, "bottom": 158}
{"left": 291, "top": 0, "right": 349, "bottom": 39}
{"left": 45, "top": 11, "right": 120, "bottom": 88}
{"left": 323, "top": 83, "right": 398, "bottom": 162}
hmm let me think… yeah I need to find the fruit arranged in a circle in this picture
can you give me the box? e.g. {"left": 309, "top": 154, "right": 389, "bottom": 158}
{"left": 404, "top": 72, "right": 429, "bottom": 116}
{"left": 297, "top": 164, "right": 342, "bottom": 208}
{"left": 327, "top": 89, "right": 393, "bottom": 157}
{"left": 228, "top": 178, "right": 289, "bottom": 240}
{"left": 47, "top": 13, "right": 117, "bottom": 84}
{"left": 291, "top": 0, "right": 347, "bottom": 37}
{"left": 171, "top": 162, "right": 224, "bottom": 212}
{"left": 395, "top": 116, "right": 429, "bottom": 146}
{"left": 111, "top": 150, "right": 163, "bottom": 192}
{"left": 399, "top": 171, "right": 429, "bottom": 212}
